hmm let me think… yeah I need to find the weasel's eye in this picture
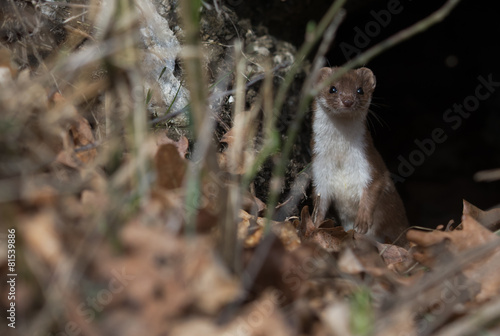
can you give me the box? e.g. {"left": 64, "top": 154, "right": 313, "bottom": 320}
{"left": 329, "top": 86, "right": 337, "bottom": 94}
{"left": 357, "top": 87, "right": 364, "bottom": 95}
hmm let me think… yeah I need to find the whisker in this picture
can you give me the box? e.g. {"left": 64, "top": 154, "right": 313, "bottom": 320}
{"left": 366, "top": 111, "right": 376, "bottom": 135}
{"left": 368, "top": 108, "right": 389, "bottom": 129}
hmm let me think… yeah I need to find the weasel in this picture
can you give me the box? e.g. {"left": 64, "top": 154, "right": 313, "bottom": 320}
{"left": 311, "top": 67, "right": 409, "bottom": 246}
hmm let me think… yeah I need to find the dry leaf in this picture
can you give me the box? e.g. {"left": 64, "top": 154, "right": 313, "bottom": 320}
{"left": 0, "top": 47, "right": 17, "bottom": 79}
{"left": 220, "top": 127, "right": 236, "bottom": 144}
{"left": 407, "top": 214, "right": 496, "bottom": 251}
{"left": 463, "top": 199, "right": 500, "bottom": 231}
{"left": 374, "top": 307, "right": 416, "bottom": 336}
{"left": 242, "top": 193, "right": 266, "bottom": 215}
{"left": 238, "top": 210, "right": 301, "bottom": 250}
{"left": 338, "top": 247, "right": 365, "bottom": 274}
{"left": 19, "top": 211, "right": 63, "bottom": 267}
{"left": 243, "top": 235, "right": 334, "bottom": 305}
{"left": 81, "top": 189, "right": 109, "bottom": 213}
{"left": 155, "top": 143, "right": 187, "bottom": 190}
{"left": 297, "top": 206, "right": 345, "bottom": 252}
{"left": 408, "top": 214, "right": 500, "bottom": 302}
{"left": 321, "top": 302, "right": 351, "bottom": 336}
{"left": 49, "top": 93, "right": 96, "bottom": 167}
{"left": 21, "top": 177, "right": 59, "bottom": 207}
{"left": 156, "top": 133, "right": 189, "bottom": 158}
{"left": 376, "top": 242, "right": 411, "bottom": 270}
{"left": 225, "top": 290, "right": 294, "bottom": 336}
{"left": 94, "top": 221, "right": 240, "bottom": 335}
{"left": 170, "top": 291, "right": 292, "bottom": 336}
{"left": 70, "top": 116, "right": 97, "bottom": 164}
{"left": 56, "top": 150, "right": 80, "bottom": 169}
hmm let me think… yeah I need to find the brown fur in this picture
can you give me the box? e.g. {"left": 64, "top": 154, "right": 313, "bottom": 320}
{"left": 312, "top": 67, "right": 409, "bottom": 246}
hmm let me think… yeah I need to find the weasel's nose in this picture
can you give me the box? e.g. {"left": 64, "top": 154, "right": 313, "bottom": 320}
{"left": 342, "top": 99, "right": 353, "bottom": 108}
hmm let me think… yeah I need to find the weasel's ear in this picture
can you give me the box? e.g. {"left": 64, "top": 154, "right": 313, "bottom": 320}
{"left": 357, "top": 67, "right": 376, "bottom": 90}
{"left": 316, "top": 67, "right": 333, "bottom": 84}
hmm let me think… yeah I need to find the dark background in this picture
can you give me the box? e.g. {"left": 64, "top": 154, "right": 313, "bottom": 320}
{"left": 230, "top": 0, "right": 500, "bottom": 228}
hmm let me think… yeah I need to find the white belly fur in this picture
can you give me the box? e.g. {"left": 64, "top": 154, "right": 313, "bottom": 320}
{"left": 312, "top": 103, "right": 372, "bottom": 230}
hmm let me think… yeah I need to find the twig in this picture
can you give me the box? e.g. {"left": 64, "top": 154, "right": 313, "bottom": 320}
{"left": 474, "top": 168, "right": 500, "bottom": 182}
{"left": 148, "top": 106, "right": 190, "bottom": 126}
{"left": 219, "top": 41, "right": 246, "bottom": 273}
{"left": 313, "top": 0, "right": 462, "bottom": 96}
{"left": 209, "top": 61, "right": 291, "bottom": 101}
{"left": 180, "top": 0, "right": 211, "bottom": 232}
{"left": 7, "top": 0, "right": 61, "bottom": 92}
{"left": 40, "top": 2, "right": 95, "bottom": 8}
{"left": 73, "top": 141, "right": 101, "bottom": 153}
{"left": 63, "top": 10, "right": 89, "bottom": 24}
{"left": 433, "top": 295, "right": 500, "bottom": 336}
{"left": 147, "top": 62, "right": 290, "bottom": 126}
{"left": 272, "top": 0, "right": 348, "bottom": 119}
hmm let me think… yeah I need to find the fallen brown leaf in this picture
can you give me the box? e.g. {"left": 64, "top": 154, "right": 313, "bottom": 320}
{"left": 169, "top": 291, "right": 293, "bottom": 336}
{"left": 92, "top": 220, "right": 240, "bottom": 335}
{"left": 156, "top": 132, "right": 189, "bottom": 158}
{"left": 70, "top": 116, "right": 97, "bottom": 164}
{"left": 462, "top": 199, "right": 500, "bottom": 232}
{"left": 407, "top": 214, "right": 496, "bottom": 251}
{"left": 21, "top": 177, "right": 59, "bottom": 207}
{"left": 297, "top": 206, "right": 345, "bottom": 252}
{"left": 19, "top": 211, "right": 63, "bottom": 268}
{"left": 155, "top": 143, "right": 187, "bottom": 190}
{"left": 242, "top": 192, "right": 266, "bottom": 216}
{"left": 242, "top": 234, "right": 336, "bottom": 307}
{"left": 238, "top": 210, "right": 301, "bottom": 251}
{"left": 408, "top": 214, "right": 500, "bottom": 302}
{"left": 376, "top": 242, "right": 412, "bottom": 271}
{"left": 0, "top": 47, "right": 17, "bottom": 79}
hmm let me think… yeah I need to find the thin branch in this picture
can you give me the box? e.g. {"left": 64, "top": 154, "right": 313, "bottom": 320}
{"left": 147, "top": 62, "right": 291, "bottom": 126}
{"left": 272, "top": 0, "right": 348, "bottom": 117}
{"left": 474, "top": 168, "right": 500, "bottom": 182}
{"left": 313, "top": 0, "right": 462, "bottom": 96}
{"left": 433, "top": 295, "right": 500, "bottom": 336}
{"left": 74, "top": 141, "right": 102, "bottom": 153}
{"left": 209, "top": 61, "right": 291, "bottom": 101}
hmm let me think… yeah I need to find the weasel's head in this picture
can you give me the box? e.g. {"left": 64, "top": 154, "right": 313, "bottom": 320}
{"left": 315, "top": 67, "right": 376, "bottom": 119}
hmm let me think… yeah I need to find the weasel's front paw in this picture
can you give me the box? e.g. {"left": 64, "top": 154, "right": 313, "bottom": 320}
{"left": 354, "top": 210, "right": 371, "bottom": 234}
